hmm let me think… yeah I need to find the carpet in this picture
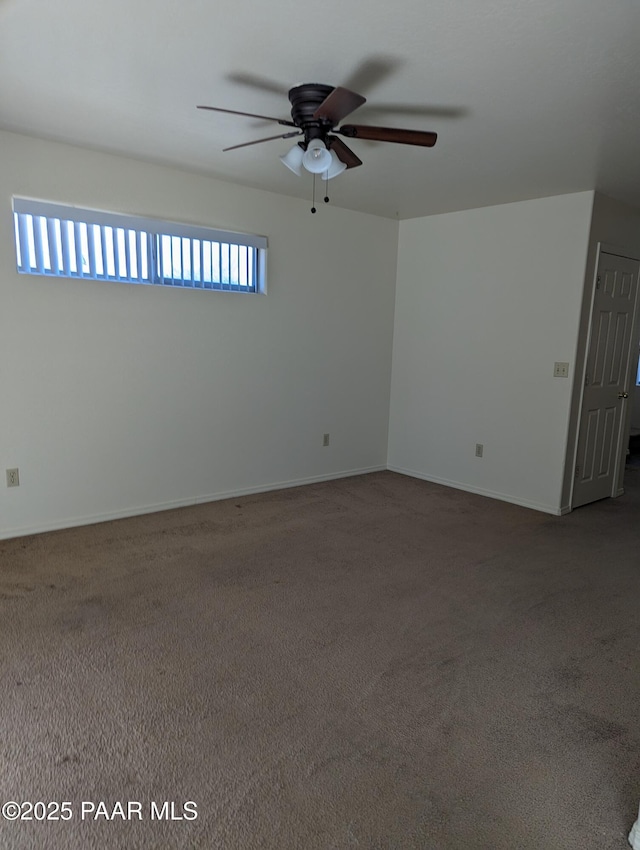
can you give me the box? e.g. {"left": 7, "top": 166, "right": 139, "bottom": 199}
{"left": 0, "top": 471, "right": 639, "bottom": 849}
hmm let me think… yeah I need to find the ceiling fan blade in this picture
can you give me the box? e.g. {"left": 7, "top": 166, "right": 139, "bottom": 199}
{"left": 338, "top": 124, "right": 437, "bottom": 147}
{"left": 225, "top": 71, "right": 289, "bottom": 96}
{"left": 313, "top": 87, "right": 366, "bottom": 125}
{"left": 341, "top": 57, "right": 402, "bottom": 96}
{"left": 326, "top": 136, "right": 362, "bottom": 169}
{"left": 357, "top": 103, "right": 466, "bottom": 120}
{"left": 223, "top": 131, "right": 302, "bottom": 152}
{"left": 197, "top": 105, "right": 296, "bottom": 128}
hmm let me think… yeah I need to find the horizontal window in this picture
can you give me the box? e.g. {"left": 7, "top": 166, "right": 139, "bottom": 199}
{"left": 12, "top": 198, "right": 267, "bottom": 293}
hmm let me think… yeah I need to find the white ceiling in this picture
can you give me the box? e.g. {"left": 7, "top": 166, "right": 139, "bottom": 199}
{"left": 1, "top": 0, "right": 639, "bottom": 219}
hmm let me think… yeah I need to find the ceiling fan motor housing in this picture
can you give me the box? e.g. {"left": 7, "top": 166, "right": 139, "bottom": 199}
{"left": 288, "top": 84, "right": 335, "bottom": 146}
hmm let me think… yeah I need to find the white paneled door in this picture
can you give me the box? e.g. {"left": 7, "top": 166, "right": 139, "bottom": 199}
{"left": 572, "top": 251, "right": 640, "bottom": 508}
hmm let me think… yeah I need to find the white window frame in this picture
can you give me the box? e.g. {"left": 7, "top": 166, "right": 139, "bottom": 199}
{"left": 12, "top": 197, "right": 267, "bottom": 293}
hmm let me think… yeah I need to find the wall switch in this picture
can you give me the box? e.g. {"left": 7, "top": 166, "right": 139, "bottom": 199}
{"left": 554, "top": 362, "right": 570, "bottom": 378}
{"left": 322, "top": 433, "right": 330, "bottom": 447}
{"left": 6, "top": 468, "right": 19, "bottom": 487}
{"left": 475, "top": 443, "right": 484, "bottom": 458}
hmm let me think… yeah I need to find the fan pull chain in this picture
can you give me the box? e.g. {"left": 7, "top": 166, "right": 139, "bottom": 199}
{"left": 311, "top": 174, "right": 316, "bottom": 214}
{"left": 324, "top": 173, "right": 330, "bottom": 204}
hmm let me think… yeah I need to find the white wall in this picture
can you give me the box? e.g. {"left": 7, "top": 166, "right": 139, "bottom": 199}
{"left": 388, "top": 192, "right": 594, "bottom": 514}
{"left": 0, "top": 130, "right": 399, "bottom": 538}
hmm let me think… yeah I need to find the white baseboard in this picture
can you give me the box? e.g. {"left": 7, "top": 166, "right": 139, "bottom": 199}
{"left": 0, "top": 465, "right": 386, "bottom": 541}
{"left": 1, "top": 463, "right": 570, "bottom": 539}
{"left": 387, "top": 465, "right": 564, "bottom": 516}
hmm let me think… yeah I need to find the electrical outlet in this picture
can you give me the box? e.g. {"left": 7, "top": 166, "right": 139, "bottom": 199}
{"left": 553, "top": 362, "right": 570, "bottom": 378}
{"left": 475, "top": 444, "right": 484, "bottom": 458}
{"left": 322, "top": 433, "right": 330, "bottom": 447}
{"left": 6, "top": 468, "right": 19, "bottom": 487}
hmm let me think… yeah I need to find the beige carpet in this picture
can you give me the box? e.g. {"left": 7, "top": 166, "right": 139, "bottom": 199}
{"left": 1, "top": 470, "right": 639, "bottom": 849}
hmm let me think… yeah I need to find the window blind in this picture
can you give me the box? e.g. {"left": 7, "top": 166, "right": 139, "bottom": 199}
{"left": 12, "top": 198, "right": 267, "bottom": 293}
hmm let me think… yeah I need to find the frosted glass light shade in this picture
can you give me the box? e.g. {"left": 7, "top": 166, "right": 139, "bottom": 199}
{"left": 302, "top": 139, "right": 332, "bottom": 174}
{"left": 280, "top": 144, "right": 304, "bottom": 175}
{"left": 323, "top": 150, "right": 347, "bottom": 180}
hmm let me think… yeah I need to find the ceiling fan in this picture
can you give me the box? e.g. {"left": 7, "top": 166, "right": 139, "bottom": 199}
{"left": 197, "top": 83, "right": 437, "bottom": 210}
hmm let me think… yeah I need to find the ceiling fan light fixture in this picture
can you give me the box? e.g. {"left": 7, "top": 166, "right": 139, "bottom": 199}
{"left": 279, "top": 143, "right": 304, "bottom": 175}
{"left": 323, "top": 150, "right": 347, "bottom": 180}
{"left": 302, "top": 138, "right": 332, "bottom": 174}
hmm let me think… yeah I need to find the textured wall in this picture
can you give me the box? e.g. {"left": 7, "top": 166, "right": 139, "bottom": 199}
{"left": 388, "top": 192, "right": 594, "bottom": 514}
{"left": 0, "top": 130, "right": 398, "bottom": 538}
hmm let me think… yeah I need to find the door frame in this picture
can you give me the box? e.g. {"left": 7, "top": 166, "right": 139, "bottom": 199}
{"left": 569, "top": 242, "right": 640, "bottom": 509}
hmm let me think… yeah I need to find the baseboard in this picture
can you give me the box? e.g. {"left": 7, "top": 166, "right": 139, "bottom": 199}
{"left": 387, "top": 465, "right": 564, "bottom": 516}
{"left": 0, "top": 465, "right": 386, "bottom": 541}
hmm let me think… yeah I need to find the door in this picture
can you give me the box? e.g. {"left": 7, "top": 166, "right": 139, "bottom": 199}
{"left": 572, "top": 251, "right": 640, "bottom": 508}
